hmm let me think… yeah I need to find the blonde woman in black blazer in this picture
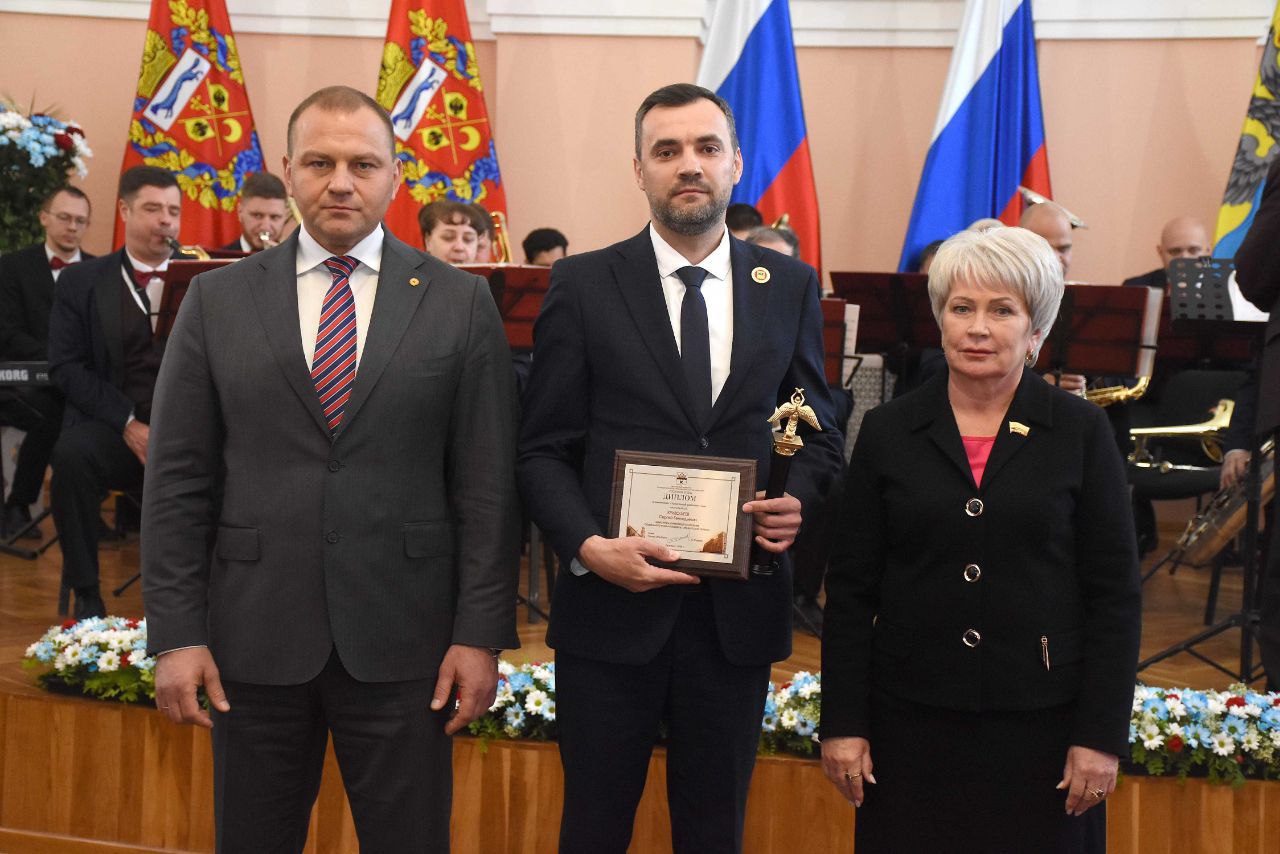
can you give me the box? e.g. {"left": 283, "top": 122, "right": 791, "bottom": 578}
{"left": 820, "top": 226, "right": 1141, "bottom": 853}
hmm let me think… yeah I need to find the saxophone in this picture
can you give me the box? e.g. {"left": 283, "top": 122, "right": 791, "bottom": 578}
{"left": 1085, "top": 376, "right": 1150, "bottom": 408}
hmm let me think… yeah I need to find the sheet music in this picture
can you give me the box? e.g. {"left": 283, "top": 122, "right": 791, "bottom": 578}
{"left": 1227, "top": 271, "right": 1270, "bottom": 323}
{"left": 1138, "top": 286, "right": 1163, "bottom": 377}
{"left": 843, "top": 303, "right": 860, "bottom": 378}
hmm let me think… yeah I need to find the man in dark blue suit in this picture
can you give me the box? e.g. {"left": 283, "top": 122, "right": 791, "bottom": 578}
{"left": 518, "top": 83, "right": 843, "bottom": 853}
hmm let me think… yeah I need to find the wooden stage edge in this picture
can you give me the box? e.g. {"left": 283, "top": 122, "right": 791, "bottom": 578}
{"left": 3, "top": 686, "right": 1280, "bottom": 854}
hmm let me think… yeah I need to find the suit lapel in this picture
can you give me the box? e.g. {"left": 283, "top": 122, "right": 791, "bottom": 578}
{"left": 909, "top": 372, "right": 978, "bottom": 489}
{"left": 95, "top": 250, "right": 127, "bottom": 387}
{"left": 710, "top": 238, "right": 769, "bottom": 426}
{"left": 249, "top": 233, "right": 332, "bottom": 437}
{"left": 611, "top": 228, "right": 701, "bottom": 432}
{"left": 337, "top": 234, "right": 431, "bottom": 433}
{"left": 978, "top": 368, "right": 1054, "bottom": 488}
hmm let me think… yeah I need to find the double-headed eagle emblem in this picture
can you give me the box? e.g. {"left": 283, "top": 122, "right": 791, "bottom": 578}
{"left": 767, "top": 388, "right": 822, "bottom": 457}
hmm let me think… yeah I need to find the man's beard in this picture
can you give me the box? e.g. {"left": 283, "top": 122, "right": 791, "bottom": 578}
{"left": 651, "top": 184, "right": 731, "bottom": 237}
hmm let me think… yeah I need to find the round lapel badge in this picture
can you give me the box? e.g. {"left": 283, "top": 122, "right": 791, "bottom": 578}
{"left": 751, "top": 266, "right": 770, "bottom": 284}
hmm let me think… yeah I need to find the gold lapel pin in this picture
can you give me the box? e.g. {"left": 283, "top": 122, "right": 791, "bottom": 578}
{"left": 1008, "top": 421, "right": 1030, "bottom": 437}
{"left": 409, "top": 277, "right": 421, "bottom": 287}
{"left": 751, "top": 266, "right": 770, "bottom": 284}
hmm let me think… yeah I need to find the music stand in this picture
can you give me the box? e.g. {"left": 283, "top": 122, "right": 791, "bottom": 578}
{"left": 829, "top": 271, "right": 935, "bottom": 399}
{"left": 1032, "top": 284, "right": 1163, "bottom": 379}
{"left": 459, "top": 263, "right": 550, "bottom": 353}
{"left": 1136, "top": 259, "right": 1268, "bottom": 684}
{"left": 155, "top": 259, "right": 242, "bottom": 341}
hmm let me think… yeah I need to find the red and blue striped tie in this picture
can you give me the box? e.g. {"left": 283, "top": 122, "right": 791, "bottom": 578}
{"left": 312, "top": 256, "right": 359, "bottom": 433}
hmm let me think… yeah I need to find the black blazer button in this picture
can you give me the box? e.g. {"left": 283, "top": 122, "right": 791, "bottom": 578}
{"left": 963, "top": 563, "right": 981, "bottom": 582}
{"left": 327, "top": 459, "right": 341, "bottom": 472}
{"left": 965, "top": 498, "right": 984, "bottom": 517}
{"left": 325, "top": 531, "right": 340, "bottom": 544}
{"left": 962, "top": 628, "right": 982, "bottom": 648}
{"left": 698, "top": 436, "right": 709, "bottom": 450}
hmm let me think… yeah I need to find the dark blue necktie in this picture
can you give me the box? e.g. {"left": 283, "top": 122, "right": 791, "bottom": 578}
{"left": 676, "top": 265, "right": 712, "bottom": 428}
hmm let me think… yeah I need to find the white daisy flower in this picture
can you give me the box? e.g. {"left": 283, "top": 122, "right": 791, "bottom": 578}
{"left": 524, "top": 689, "right": 548, "bottom": 716}
{"left": 1211, "top": 732, "right": 1235, "bottom": 757}
{"left": 97, "top": 651, "right": 120, "bottom": 672}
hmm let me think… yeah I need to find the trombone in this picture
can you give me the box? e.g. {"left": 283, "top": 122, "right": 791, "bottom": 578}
{"left": 1129, "top": 398, "right": 1235, "bottom": 470}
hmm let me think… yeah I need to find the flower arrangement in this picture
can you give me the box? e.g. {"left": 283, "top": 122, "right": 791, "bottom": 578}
{"left": 760, "top": 671, "right": 821, "bottom": 756}
{"left": 1, "top": 101, "right": 93, "bottom": 253}
{"left": 1128, "top": 684, "right": 1280, "bottom": 785}
{"left": 23, "top": 619, "right": 1280, "bottom": 785}
{"left": 469, "top": 659, "right": 557, "bottom": 742}
{"left": 23, "top": 616, "right": 155, "bottom": 704}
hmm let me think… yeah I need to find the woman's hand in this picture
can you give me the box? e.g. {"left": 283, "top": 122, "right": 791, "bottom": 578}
{"left": 1057, "top": 745, "right": 1118, "bottom": 816}
{"left": 821, "top": 736, "right": 876, "bottom": 806}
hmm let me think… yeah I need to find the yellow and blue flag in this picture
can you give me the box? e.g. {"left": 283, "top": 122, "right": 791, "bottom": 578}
{"left": 1214, "top": 4, "right": 1280, "bottom": 258}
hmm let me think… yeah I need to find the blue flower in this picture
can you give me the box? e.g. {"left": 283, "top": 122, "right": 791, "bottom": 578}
{"left": 1221, "top": 716, "right": 1248, "bottom": 739}
{"left": 1128, "top": 722, "right": 1138, "bottom": 743}
{"left": 508, "top": 672, "right": 533, "bottom": 692}
{"left": 1260, "top": 707, "right": 1280, "bottom": 731}
{"left": 1141, "top": 698, "right": 1169, "bottom": 720}
{"left": 761, "top": 712, "right": 777, "bottom": 732}
{"left": 1183, "top": 724, "right": 1211, "bottom": 748}
{"left": 795, "top": 716, "right": 815, "bottom": 737}
{"left": 504, "top": 707, "right": 526, "bottom": 729}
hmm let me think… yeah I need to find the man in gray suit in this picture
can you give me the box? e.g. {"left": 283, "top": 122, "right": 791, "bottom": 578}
{"left": 142, "top": 85, "right": 520, "bottom": 852}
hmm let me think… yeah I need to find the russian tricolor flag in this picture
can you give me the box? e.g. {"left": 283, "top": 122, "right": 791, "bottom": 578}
{"left": 899, "top": 0, "right": 1052, "bottom": 271}
{"left": 697, "top": 0, "right": 822, "bottom": 272}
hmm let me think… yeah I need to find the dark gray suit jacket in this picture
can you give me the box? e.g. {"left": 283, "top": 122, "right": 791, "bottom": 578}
{"left": 141, "top": 230, "right": 520, "bottom": 684}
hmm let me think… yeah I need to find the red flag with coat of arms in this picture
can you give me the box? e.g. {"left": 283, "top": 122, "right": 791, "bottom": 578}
{"left": 115, "top": 0, "right": 266, "bottom": 248}
{"left": 376, "top": 0, "right": 506, "bottom": 247}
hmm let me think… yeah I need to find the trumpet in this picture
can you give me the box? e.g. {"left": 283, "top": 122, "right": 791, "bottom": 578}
{"left": 490, "top": 209, "right": 513, "bottom": 263}
{"left": 258, "top": 230, "right": 279, "bottom": 249}
{"left": 1086, "top": 376, "right": 1150, "bottom": 408}
{"left": 1129, "top": 398, "right": 1234, "bottom": 466}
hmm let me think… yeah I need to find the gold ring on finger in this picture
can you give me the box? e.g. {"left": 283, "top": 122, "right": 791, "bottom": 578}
{"left": 1088, "top": 788, "right": 1104, "bottom": 799}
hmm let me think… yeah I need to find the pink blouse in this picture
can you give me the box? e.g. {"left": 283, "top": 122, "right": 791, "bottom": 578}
{"left": 961, "top": 435, "right": 996, "bottom": 486}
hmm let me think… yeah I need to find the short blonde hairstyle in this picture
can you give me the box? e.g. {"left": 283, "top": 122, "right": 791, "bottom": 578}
{"left": 927, "top": 226, "right": 1063, "bottom": 357}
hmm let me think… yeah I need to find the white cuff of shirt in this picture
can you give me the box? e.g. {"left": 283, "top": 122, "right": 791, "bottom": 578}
{"left": 569, "top": 558, "right": 590, "bottom": 577}
{"left": 156, "top": 644, "right": 207, "bottom": 656}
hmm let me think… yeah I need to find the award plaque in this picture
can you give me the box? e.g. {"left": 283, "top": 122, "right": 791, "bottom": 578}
{"left": 609, "top": 451, "right": 756, "bottom": 581}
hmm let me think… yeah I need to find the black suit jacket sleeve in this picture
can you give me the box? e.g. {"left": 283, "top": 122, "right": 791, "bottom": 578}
{"left": 1237, "top": 157, "right": 1280, "bottom": 312}
{"left": 516, "top": 262, "right": 600, "bottom": 561}
{"left": 0, "top": 249, "right": 44, "bottom": 359}
{"left": 140, "top": 278, "right": 221, "bottom": 653}
{"left": 1071, "top": 406, "right": 1144, "bottom": 755}
{"left": 48, "top": 260, "right": 134, "bottom": 431}
{"left": 818, "top": 408, "right": 888, "bottom": 739}
{"left": 445, "top": 277, "right": 523, "bottom": 649}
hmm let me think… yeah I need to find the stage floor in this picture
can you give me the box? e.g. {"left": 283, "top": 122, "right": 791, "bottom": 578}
{"left": 0, "top": 496, "right": 1264, "bottom": 698}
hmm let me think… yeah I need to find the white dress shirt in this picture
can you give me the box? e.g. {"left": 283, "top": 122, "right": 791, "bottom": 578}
{"left": 239, "top": 235, "right": 253, "bottom": 253}
{"left": 45, "top": 244, "right": 81, "bottom": 282}
{"left": 121, "top": 250, "right": 167, "bottom": 332}
{"left": 649, "top": 223, "right": 734, "bottom": 404}
{"left": 296, "top": 224, "right": 383, "bottom": 371}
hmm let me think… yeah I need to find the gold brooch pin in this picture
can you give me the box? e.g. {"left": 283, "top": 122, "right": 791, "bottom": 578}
{"left": 751, "top": 266, "right": 770, "bottom": 284}
{"left": 1008, "top": 421, "right": 1029, "bottom": 437}
{"left": 409, "top": 277, "right": 420, "bottom": 287}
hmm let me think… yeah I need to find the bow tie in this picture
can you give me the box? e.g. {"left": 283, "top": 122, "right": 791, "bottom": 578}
{"left": 49, "top": 256, "right": 69, "bottom": 271}
{"left": 130, "top": 263, "right": 162, "bottom": 285}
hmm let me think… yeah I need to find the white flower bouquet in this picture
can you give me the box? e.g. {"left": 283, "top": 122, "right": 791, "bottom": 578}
{"left": 1128, "top": 684, "right": 1280, "bottom": 785}
{"left": 760, "top": 671, "right": 821, "bottom": 756}
{"left": 469, "top": 659, "right": 558, "bottom": 742}
{"left": 23, "top": 616, "right": 155, "bottom": 704}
